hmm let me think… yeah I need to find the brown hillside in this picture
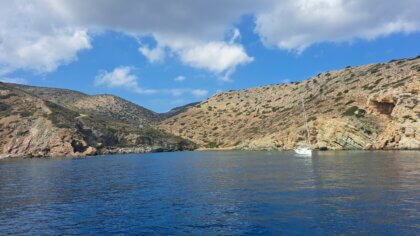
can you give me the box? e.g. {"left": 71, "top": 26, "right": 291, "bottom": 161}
{"left": 0, "top": 83, "right": 196, "bottom": 158}
{"left": 159, "top": 57, "right": 420, "bottom": 150}
{"left": 11, "top": 84, "right": 161, "bottom": 125}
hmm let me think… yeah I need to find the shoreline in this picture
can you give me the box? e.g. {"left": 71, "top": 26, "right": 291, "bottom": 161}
{"left": 1, "top": 148, "right": 419, "bottom": 160}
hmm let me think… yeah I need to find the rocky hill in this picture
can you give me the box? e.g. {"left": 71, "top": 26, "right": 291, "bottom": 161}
{"left": 159, "top": 57, "right": 420, "bottom": 150}
{"left": 11, "top": 84, "right": 162, "bottom": 125}
{"left": 0, "top": 83, "right": 196, "bottom": 158}
{"left": 162, "top": 102, "right": 200, "bottom": 119}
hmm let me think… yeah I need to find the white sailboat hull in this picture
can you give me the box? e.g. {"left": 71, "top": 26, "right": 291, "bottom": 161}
{"left": 294, "top": 147, "right": 312, "bottom": 156}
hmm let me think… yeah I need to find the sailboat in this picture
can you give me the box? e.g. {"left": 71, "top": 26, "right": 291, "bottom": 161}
{"left": 294, "top": 95, "right": 312, "bottom": 156}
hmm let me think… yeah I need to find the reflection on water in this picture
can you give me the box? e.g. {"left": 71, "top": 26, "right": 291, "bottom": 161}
{"left": 0, "top": 151, "right": 419, "bottom": 234}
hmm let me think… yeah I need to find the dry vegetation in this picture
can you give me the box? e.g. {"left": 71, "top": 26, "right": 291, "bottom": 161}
{"left": 159, "top": 57, "right": 420, "bottom": 150}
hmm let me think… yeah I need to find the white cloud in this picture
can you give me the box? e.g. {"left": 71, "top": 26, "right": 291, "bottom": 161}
{"left": 138, "top": 45, "right": 165, "bottom": 63}
{"left": 0, "top": 77, "right": 27, "bottom": 84}
{"left": 138, "top": 34, "right": 253, "bottom": 81}
{"left": 254, "top": 0, "right": 420, "bottom": 52}
{"left": 179, "top": 42, "right": 253, "bottom": 74}
{"left": 174, "top": 76, "right": 186, "bottom": 82}
{"left": 95, "top": 66, "right": 156, "bottom": 94}
{"left": 190, "top": 89, "right": 209, "bottom": 97}
{"left": 40, "top": 1, "right": 257, "bottom": 80}
{"left": 0, "top": 1, "right": 91, "bottom": 74}
{"left": 95, "top": 66, "right": 208, "bottom": 97}
{"left": 0, "top": 0, "right": 419, "bottom": 77}
{"left": 229, "top": 28, "right": 241, "bottom": 44}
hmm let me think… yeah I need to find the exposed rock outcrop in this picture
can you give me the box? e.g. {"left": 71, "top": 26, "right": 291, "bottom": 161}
{"left": 367, "top": 94, "right": 398, "bottom": 115}
{"left": 0, "top": 83, "right": 197, "bottom": 158}
{"left": 159, "top": 56, "right": 420, "bottom": 150}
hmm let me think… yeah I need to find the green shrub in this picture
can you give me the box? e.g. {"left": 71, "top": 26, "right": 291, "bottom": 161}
{"left": 342, "top": 106, "right": 366, "bottom": 118}
{"left": 0, "top": 93, "right": 16, "bottom": 99}
{"left": 17, "top": 130, "right": 28, "bottom": 136}
{"left": 0, "top": 102, "right": 10, "bottom": 111}
{"left": 410, "top": 65, "right": 420, "bottom": 72}
{"left": 20, "top": 110, "right": 34, "bottom": 117}
{"left": 342, "top": 106, "right": 359, "bottom": 116}
{"left": 392, "top": 82, "right": 405, "bottom": 88}
{"left": 205, "top": 142, "right": 218, "bottom": 148}
{"left": 362, "top": 84, "right": 376, "bottom": 90}
{"left": 403, "top": 115, "right": 416, "bottom": 122}
{"left": 374, "top": 78, "right": 383, "bottom": 85}
{"left": 324, "top": 108, "right": 334, "bottom": 113}
{"left": 308, "top": 116, "right": 317, "bottom": 122}
{"left": 369, "top": 67, "right": 380, "bottom": 74}
{"left": 56, "top": 123, "right": 71, "bottom": 129}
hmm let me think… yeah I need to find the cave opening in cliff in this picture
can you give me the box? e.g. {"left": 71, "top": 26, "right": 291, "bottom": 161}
{"left": 71, "top": 140, "right": 87, "bottom": 153}
{"left": 370, "top": 100, "right": 396, "bottom": 115}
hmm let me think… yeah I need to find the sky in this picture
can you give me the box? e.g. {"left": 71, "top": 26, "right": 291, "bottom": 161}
{"left": 0, "top": 0, "right": 419, "bottom": 112}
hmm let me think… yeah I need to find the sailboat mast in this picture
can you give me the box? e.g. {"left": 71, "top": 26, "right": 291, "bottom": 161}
{"left": 301, "top": 94, "right": 311, "bottom": 146}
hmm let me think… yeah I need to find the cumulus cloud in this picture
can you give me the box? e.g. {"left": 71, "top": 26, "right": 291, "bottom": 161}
{"left": 179, "top": 42, "right": 253, "bottom": 74}
{"left": 95, "top": 66, "right": 156, "bottom": 94}
{"left": 0, "top": 1, "right": 91, "bottom": 74}
{"left": 95, "top": 66, "right": 209, "bottom": 98}
{"left": 1, "top": 0, "right": 419, "bottom": 77}
{"left": 142, "top": 36, "right": 253, "bottom": 81}
{"left": 138, "top": 45, "right": 165, "bottom": 63}
{"left": 254, "top": 0, "right": 420, "bottom": 52}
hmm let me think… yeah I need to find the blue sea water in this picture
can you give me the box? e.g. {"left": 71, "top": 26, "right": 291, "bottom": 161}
{"left": 0, "top": 151, "right": 419, "bottom": 235}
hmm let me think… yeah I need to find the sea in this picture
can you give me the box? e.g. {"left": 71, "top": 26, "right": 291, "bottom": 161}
{"left": 0, "top": 151, "right": 419, "bottom": 235}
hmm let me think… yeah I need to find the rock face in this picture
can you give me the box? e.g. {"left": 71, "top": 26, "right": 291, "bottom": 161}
{"left": 159, "top": 57, "right": 420, "bottom": 150}
{"left": 0, "top": 83, "right": 196, "bottom": 158}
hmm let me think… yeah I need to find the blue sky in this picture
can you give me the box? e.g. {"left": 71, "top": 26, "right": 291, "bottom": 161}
{"left": 1, "top": 1, "right": 419, "bottom": 112}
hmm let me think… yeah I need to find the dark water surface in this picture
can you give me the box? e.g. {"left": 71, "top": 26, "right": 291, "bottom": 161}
{"left": 0, "top": 151, "right": 419, "bottom": 235}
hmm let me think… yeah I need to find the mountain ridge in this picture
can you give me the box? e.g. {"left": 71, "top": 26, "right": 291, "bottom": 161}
{"left": 1, "top": 56, "right": 419, "bottom": 158}
{"left": 10, "top": 83, "right": 175, "bottom": 124}
{"left": 159, "top": 56, "right": 420, "bottom": 150}
{"left": 0, "top": 82, "right": 196, "bottom": 158}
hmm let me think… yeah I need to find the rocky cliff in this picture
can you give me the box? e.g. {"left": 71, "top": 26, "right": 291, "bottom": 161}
{"left": 159, "top": 57, "right": 420, "bottom": 150}
{"left": 0, "top": 83, "right": 196, "bottom": 158}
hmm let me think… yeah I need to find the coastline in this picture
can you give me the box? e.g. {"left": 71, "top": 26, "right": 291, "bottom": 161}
{"left": 2, "top": 147, "right": 419, "bottom": 159}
